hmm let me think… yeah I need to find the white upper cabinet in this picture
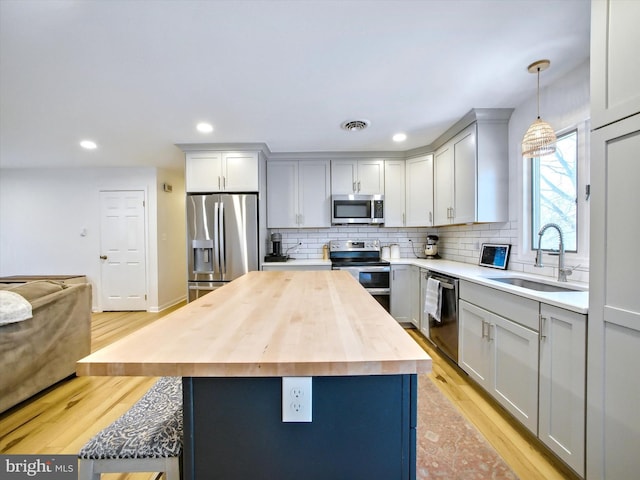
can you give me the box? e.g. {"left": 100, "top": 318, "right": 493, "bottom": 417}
{"left": 267, "top": 160, "right": 331, "bottom": 228}
{"left": 331, "top": 159, "right": 385, "bottom": 195}
{"left": 433, "top": 143, "right": 454, "bottom": 226}
{"left": 186, "top": 151, "right": 259, "bottom": 192}
{"left": 590, "top": 0, "right": 640, "bottom": 129}
{"left": 432, "top": 110, "right": 510, "bottom": 226}
{"left": 384, "top": 160, "right": 405, "bottom": 227}
{"left": 405, "top": 154, "right": 434, "bottom": 227}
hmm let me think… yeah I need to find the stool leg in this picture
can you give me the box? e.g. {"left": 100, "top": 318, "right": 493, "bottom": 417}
{"left": 164, "top": 457, "right": 180, "bottom": 480}
{"left": 78, "top": 459, "right": 101, "bottom": 480}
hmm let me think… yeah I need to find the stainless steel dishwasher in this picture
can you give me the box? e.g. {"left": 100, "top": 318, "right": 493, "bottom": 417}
{"left": 426, "top": 271, "right": 459, "bottom": 364}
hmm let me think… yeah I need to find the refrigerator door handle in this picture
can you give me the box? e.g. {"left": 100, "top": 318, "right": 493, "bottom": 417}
{"left": 213, "top": 201, "right": 220, "bottom": 275}
{"left": 219, "top": 201, "right": 226, "bottom": 276}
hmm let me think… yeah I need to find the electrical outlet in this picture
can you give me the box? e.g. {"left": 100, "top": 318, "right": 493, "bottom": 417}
{"left": 282, "top": 377, "right": 312, "bottom": 422}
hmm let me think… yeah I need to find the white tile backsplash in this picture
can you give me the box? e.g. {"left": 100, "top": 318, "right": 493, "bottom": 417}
{"left": 269, "top": 221, "right": 589, "bottom": 283}
{"left": 268, "top": 226, "right": 438, "bottom": 259}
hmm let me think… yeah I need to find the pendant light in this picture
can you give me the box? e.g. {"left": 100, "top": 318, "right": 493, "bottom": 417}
{"left": 521, "top": 59, "right": 556, "bottom": 158}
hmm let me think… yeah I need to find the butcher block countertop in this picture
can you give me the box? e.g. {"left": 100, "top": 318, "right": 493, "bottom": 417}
{"left": 77, "top": 270, "right": 431, "bottom": 377}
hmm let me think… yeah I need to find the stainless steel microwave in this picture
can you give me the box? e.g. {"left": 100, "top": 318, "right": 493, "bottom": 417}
{"left": 331, "top": 194, "right": 384, "bottom": 225}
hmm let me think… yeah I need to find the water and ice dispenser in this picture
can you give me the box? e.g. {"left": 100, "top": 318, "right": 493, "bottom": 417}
{"left": 192, "top": 239, "right": 214, "bottom": 273}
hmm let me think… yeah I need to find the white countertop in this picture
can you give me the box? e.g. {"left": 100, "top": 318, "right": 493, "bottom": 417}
{"left": 388, "top": 258, "right": 589, "bottom": 314}
{"left": 261, "top": 257, "right": 588, "bottom": 314}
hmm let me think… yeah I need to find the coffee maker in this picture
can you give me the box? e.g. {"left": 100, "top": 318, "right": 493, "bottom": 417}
{"left": 265, "top": 233, "right": 289, "bottom": 262}
{"left": 424, "top": 235, "right": 440, "bottom": 258}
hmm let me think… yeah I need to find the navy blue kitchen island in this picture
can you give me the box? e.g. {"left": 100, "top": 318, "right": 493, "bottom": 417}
{"left": 78, "top": 271, "right": 431, "bottom": 479}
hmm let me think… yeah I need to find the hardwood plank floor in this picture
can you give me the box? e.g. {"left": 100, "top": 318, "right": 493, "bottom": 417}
{"left": 1, "top": 305, "right": 578, "bottom": 479}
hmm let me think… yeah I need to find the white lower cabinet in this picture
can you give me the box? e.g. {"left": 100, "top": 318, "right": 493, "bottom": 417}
{"left": 459, "top": 298, "right": 539, "bottom": 433}
{"left": 408, "top": 265, "right": 420, "bottom": 328}
{"left": 418, "top": 269, "right": 430, "bottom": 338}
{"left": 390, "top": 264, "right": 410, "bottom": 322}
{"left": 539, "top": 304, "right": 586, "bottom": 476}
{"left": 460, "top": 280, "right": 587, "bottom": 476}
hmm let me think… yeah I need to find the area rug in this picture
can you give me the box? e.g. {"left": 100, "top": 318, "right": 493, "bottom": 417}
{"left": 417, "top": 374, "right": 518, "bottom": 479}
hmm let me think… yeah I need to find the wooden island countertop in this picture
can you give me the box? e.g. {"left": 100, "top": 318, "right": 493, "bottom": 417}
{"left": 77, "top": 270, "right": 431, "bottom": 377}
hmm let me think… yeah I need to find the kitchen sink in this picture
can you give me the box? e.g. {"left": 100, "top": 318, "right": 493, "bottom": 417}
{"left": 486, "top": 276, "right": 585, "bottom": 293}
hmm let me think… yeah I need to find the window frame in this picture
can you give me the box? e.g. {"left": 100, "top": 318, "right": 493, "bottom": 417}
{"left": 531, "top": 128, "right": 579, "bottom": 253}
{"left": 522, "top": 119, "right": 590, "bottom": 268}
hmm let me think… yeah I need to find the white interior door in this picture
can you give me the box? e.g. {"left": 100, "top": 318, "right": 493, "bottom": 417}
{"left": 99, "top": 190, "right": 147, "bottom": 311}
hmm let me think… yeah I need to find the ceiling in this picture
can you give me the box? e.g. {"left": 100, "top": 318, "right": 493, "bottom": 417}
{"left": 0, "top": 0, "right": 591, "bottom": 170}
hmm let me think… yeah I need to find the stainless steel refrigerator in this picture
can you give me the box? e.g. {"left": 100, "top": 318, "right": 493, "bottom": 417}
{"left": 187, "top": 193, "right": 259, "bottom": 302}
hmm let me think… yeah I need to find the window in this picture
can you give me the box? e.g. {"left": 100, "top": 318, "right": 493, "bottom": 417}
{"left": 531, "top": 130, "right": 578, "bottom": 252}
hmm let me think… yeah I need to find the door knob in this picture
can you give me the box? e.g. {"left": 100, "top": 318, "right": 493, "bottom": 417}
{"left": 99, "top": 255, "right": 108, "bottom": 260}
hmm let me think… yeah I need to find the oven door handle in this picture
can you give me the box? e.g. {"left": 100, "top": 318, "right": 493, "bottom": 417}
{"left": 335, "top": 266, "right": 390, "bottom": 273}
{"left": 366, "top": 288, "right": 391, "bottom": 295}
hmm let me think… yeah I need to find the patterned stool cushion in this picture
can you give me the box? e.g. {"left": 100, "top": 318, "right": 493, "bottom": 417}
{"left": 79, "top": 377, "right": 183, "bottom": 460}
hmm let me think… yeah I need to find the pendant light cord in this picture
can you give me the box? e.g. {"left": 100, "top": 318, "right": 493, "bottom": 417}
{"left": 536, "top": 66, "right": 541, "bottom": 120}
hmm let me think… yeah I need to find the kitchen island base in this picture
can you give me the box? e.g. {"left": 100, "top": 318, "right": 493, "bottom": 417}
{"left": 183, "top": 374, "right": 417, "bottom": 480}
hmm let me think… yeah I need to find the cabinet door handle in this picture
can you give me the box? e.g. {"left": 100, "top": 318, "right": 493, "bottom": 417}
{"left": 481, "top": 320, "right": 487, "bottom": 339}
{"left": 402, "top": 213, "right": 405, "bottom": 225}
{"left": 223, "top": 176, "right": 226, "bottom": 189}
{"left": 429, "top": 211, "right": 432, "bottom": 224}
{"left": 357, "top": 180, "right": 361, "bottom": 192}
{"left": 540, "top": 315, "right": 547, "bottom": 341}
{"left": 353, "top": 181, "right": 357, "bottom": 192}
{"left": 487, "top": 323, "right": 495, "bottom": 341}
{"left": 218, "top": 176, "right": 221, "bottom": 189}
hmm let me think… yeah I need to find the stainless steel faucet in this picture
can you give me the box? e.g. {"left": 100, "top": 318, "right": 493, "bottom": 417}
{"left": 535, "top": 223, "right": 571, "bottom": 282}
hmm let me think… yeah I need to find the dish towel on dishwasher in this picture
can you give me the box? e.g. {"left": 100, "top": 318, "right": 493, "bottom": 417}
{"left": 424, "top": 278, "right": 442, "bottom": 323}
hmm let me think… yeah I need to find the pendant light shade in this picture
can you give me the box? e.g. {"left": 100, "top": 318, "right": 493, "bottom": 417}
{"left": 522, "top": 60, "right": 556, "bottom": 158}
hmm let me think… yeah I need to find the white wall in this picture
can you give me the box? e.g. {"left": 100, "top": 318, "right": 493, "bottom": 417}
{"left": 0, "top": 167, "right": 186, "bottom": 311}
{"left": 156, "top": 168, "right": 187, "bottom": 311}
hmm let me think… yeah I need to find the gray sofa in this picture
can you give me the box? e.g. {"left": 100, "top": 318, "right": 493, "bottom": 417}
{"left": 0, "top": 280, "right": 92, "bottom": 413}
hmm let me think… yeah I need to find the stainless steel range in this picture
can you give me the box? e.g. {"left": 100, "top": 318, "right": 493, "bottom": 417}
{"left": 329, "top": 239, "right": 390, "bottom": 312}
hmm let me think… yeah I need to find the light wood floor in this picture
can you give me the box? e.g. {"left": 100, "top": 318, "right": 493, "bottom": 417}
{"left": 0, "top": 306, "right": 578, "bottom": 480}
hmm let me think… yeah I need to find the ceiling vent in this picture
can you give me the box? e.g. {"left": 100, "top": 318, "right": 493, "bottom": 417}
{"left": 341, "top": 120, "right": 369, "bottom": 131}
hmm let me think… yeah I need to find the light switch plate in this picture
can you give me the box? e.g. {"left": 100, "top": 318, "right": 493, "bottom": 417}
{"left": 282, "top": 377, "right": 312, "bottom": 422}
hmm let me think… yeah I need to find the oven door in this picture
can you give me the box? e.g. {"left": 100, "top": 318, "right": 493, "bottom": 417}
{"left": 334, "top": 266, "right": 390, "bottom": 312}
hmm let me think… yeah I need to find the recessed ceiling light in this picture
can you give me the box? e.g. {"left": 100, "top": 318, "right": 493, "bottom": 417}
{"left": 393, "top": 133, "right": 407, "bottom": 142}
{"left": 196, "top": 122, "right": 214, "bottom": 133}
{"left": 80, "top": 140, "right": 97, "bottom": 150}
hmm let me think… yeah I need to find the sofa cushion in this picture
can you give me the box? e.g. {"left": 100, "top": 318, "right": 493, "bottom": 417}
{"left": 7, "top": 280, "right": 67, "bottom": 302}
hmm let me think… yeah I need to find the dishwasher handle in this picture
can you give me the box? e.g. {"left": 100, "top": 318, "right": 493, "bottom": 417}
{"left": 427, "top": 273, "right": 457, "bottom": 289}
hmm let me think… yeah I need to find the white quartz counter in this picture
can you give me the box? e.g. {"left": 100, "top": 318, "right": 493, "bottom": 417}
{"left": 388, "top": 258, "right": 589, "bottom": 314}
{"left": 262, "top": 259, "right": 332, "bottom": 270}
